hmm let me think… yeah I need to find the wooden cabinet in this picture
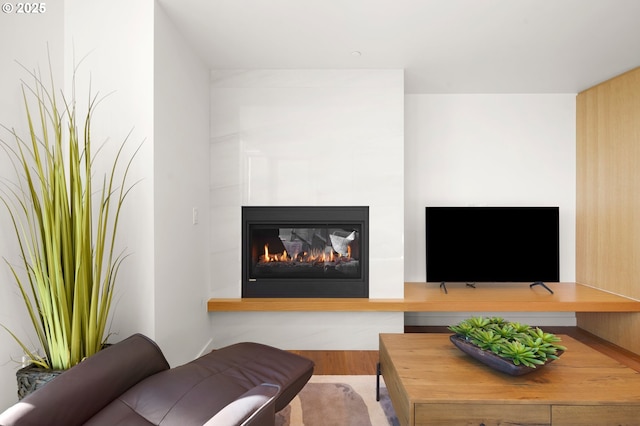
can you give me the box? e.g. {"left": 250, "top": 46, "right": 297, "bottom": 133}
{"left": 551, "top": 405, "right": 640, "bottom": 425}
{"left": 414, "top": 404, "right": 549, "bottom": 425}
{"left": 411, "top": 404, "right": 640, "bottom": 426}
{"left": 576, "top": 66, "right": 640, "bottom": 357}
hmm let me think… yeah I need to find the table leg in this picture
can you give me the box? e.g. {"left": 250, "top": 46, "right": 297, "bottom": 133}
{"left": 376, "top": 361, "right": 381, "bottom": 401}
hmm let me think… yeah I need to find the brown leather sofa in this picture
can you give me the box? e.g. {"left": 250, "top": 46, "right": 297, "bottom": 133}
{"left": 0, "top": 334, "right": 314, "bottom": 426}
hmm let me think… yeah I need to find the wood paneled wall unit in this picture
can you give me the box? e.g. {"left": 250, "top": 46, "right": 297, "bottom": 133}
{"left": 576, "top": 66, "right": 640, "bottom": 355}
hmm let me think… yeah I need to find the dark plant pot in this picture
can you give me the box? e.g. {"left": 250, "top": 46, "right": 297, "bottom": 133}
{"left": 16, "top": 364, "right": 64, "bottom": 399}
{"left": 450, "top": 334, "right": 563, "bottom": 376}
{"left": 15, "top": 344, "right": 111, "bottom": 399}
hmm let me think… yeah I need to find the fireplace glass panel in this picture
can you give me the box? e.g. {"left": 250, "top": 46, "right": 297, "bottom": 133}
{"left": 249, "top": 224, "right": 362, "bottom": 280}
{"left": 242, "top": 206, "right": 369, "bottom": 298}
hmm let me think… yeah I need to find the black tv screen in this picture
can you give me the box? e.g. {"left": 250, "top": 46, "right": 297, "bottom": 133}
{"left": 425, "top": 207, "right": 559, "bottom": 283}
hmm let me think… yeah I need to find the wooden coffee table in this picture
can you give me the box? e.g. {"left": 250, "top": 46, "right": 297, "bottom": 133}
{"left": 379, "top": 333, "right": 640, "bottom": 426}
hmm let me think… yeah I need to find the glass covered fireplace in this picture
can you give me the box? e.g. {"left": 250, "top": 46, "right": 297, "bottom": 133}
{"left": 242, "top": 206, "right": 369, "bottom": 298}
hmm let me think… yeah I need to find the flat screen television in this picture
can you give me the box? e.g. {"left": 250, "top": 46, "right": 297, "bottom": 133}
{"left": 425, "top": 206, "right": 559, "bottom": 283}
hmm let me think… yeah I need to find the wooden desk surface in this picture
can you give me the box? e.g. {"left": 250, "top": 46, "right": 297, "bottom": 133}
{"left": 379, "top": 333, "right": 640, "bottom": 425}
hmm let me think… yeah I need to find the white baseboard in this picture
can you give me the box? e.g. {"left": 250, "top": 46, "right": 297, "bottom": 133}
{"left": 195, "top": 338, "right": 214, "bottom": 359}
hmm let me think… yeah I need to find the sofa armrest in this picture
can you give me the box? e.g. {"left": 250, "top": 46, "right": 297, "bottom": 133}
{"left": 0, "top": 334, "right": 170, "bottom": 426}
{"left": 203, "top": 383, "right": 280, "bottom": 426}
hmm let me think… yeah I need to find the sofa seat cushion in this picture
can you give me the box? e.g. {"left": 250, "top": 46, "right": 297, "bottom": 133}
{"left": 85, "top": 342, "right": 314, "bottom": 426}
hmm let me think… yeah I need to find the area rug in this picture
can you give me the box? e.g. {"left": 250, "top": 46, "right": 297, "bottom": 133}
{"left": 275, "top": 375, "right": 399, "bottom": 426}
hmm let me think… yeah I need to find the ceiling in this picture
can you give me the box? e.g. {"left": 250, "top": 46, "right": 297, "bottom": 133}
{"left": 157, "top": 0, "right": 640, "bottom": 94}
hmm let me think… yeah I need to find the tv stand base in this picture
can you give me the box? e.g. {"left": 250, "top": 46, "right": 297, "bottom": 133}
{"left": 440, "top": 281, "right": 557, "bottom": 295}
{"left": 530, "top": 281, "right": 554, "bottom": 294}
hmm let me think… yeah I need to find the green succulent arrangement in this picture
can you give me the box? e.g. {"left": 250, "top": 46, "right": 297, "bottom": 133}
{"left": 449, "top": 316, "right": 566, "bottom": 368}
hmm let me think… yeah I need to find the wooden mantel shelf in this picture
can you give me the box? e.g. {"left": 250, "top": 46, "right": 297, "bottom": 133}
{"left": 207, "top": 282, "right": 640, "bottom": 313}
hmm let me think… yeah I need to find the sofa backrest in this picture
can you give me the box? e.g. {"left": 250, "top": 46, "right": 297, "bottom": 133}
{"left": 0, "top": 333, "right": 170, "bottom": 426}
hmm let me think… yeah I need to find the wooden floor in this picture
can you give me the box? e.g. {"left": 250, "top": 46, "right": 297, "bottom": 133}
{"left": 290, "top": 326, "right": 640, "bottom": 375}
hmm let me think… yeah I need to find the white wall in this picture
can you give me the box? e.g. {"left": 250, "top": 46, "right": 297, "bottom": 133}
{"left": 0, "top": 4, "right": 64, "bottom": 410}
{"left": 65, "top": 0, "right": 214, "bottom": 364}
{"left": 64, "top": 0, "right": 156, "bottom": 341}
{"left": 153, "top": 3, "right": 213, "bottom": 363}
{"left": 404, "top": 94, "right": 577, "bottom": 326}
{"left": 208, "top": 70, "right": 405, "bottom": 350}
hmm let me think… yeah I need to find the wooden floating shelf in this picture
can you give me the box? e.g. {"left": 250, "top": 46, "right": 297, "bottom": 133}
{"left": 207, "top": 282, "right": 640, "bottom": 313}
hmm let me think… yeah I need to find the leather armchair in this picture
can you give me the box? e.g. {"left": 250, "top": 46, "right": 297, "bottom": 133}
{"left": 0, "top": 334, "right": 314, "bottom": 426}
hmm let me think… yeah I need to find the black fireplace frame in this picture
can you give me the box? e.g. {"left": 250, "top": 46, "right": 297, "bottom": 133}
{"left": 242, "top": 206, "right": 369, "bottom": 298}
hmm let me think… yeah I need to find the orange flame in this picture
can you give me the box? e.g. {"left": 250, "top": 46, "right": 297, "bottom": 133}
{"left": 259, "top": 244, "right": 353, "bottom": 264}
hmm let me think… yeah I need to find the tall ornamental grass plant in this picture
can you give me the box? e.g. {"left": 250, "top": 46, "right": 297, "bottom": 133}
{"left": 0, "top": 62, "right": 138, "bottom": 370}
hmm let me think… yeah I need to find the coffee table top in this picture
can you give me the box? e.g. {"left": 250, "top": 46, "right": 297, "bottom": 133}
{"left": 380, "top": 333, "right": 640, "bottom": 405}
